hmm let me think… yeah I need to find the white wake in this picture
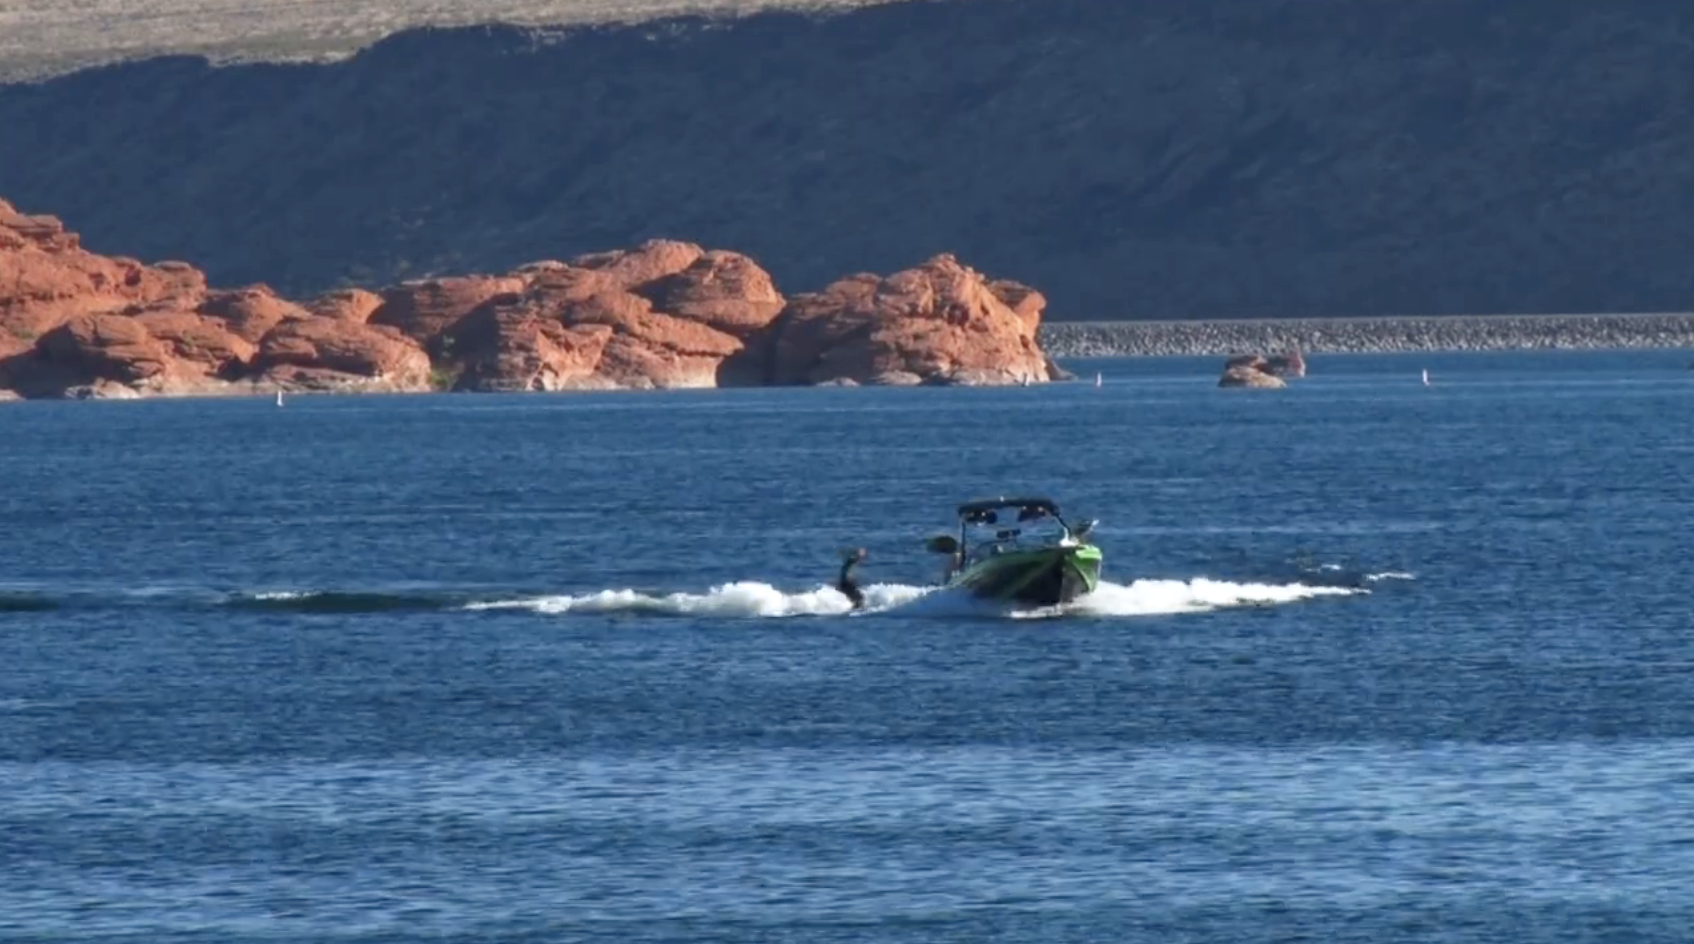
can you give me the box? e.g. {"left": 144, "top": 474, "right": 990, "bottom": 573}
{"left": 464, "top": 574, "right": 1375, "bottom": 620}
{"left": 464, "top": 581, "right": 928, "bottom": 618}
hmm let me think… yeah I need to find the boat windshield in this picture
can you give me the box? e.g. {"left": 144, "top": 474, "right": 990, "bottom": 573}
{"left": 960, "top": 505, "right": 1071, "bottom": 559}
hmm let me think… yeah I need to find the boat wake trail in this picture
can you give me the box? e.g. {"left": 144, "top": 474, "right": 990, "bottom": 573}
{"left": 227, "top": 590, "right": 469, "bottom": 613}
{"left": 1, "top": 573, "right": 1399, "bottom": 620}
{"left": 1023, "top": 576, "right": 1366, "bottom": 618}
{"left": 465, "top": 574, "right": 1375, "bottom": 621}
{"left": 463, "top": 581, "right": 932, "bottom": 618}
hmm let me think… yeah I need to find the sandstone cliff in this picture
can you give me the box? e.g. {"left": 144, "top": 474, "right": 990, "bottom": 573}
{"left": 0, "top": 199, "right": 442, "bottom": 397}
{"left": 0, "top": 197, "right": 1054, "bottom": 398}
{"left": 758, "top": 254, "right": 1054, "bottom": 386}
{"left": 3, "top": 0, "right": 1692, "bottom": 321}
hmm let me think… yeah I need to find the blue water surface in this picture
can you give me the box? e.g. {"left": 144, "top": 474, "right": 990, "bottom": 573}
{"left": 1, "top": 349, "right": 1691, "bottom": 942}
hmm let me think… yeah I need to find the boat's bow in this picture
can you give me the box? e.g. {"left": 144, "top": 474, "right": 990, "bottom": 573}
{"left": 949, "top": 541, "right": 1102, "bottom": 606}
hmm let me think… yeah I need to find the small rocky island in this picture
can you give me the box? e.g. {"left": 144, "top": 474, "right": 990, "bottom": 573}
{"left": 1217, "top": 351, "right": 1306, "bottom": 388}
{"left": 0, "top": 197, "right": 1062, "bottom": 400}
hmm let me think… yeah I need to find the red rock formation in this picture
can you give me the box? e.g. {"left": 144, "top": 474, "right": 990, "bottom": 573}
{"left": 195, "top": 285, "right": 312, "bottom": 342}
{"left": 133, "top": 310, "right": 256, "bottom": 378}
{"left": 0, "top": 324, "right": 31, "bottom": 361}
{"left": 763, "top": 254, "right": 1054, "bottom": 386}
{"left": 563, "top": 287, "right": 743, "bottom": 389}
{"left": 0, "top": 197, "right": 437, "bottom": 397}
{"left": 441, "top": 286, "right": 617, "bottom": 393}
{"left": 305, "top": 288, "right": 385, "bottom": 323}
{"left": 3, "top": 309, "right": 257, "bottom": 399}
{"left": 0, "top": 198, "right": 205, "bottom": 341}
{"left": 988, "top": 279, "right": 1046, "bottom": 331}
{"left": 2, "top": 195, "right": 1065, "bottom": 398}
{"left": 628, "top": 249, "right": 787, "bottom": 339}
{"left": 447, "top": 302, "right": 615, "bottom": 393}
{"left": 36, "top": 314, "right": 177, "bottom": 385}
{"left": 367, "top": 275, "right": 526, "bottom": 344}
{"left": 435, "top": 242, "right": 786, "bottom": 391}
{"left": 573, "top": 238, "right": 703, "bottom": 288}
{"left": 250, "top": 319, "right": 433, "bottom": 391}
{"left": 7, "top": 313, "right": 215, "bottom": 398}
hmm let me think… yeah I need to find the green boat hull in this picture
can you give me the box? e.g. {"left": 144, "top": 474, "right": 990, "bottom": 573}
{"left": 946, "top": 543, "right": 1103, "bottom": 606}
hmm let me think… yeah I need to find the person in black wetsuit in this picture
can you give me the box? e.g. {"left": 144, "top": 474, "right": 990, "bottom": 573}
{"left": 837, "top": 547, "right": 868, "bottom": 610}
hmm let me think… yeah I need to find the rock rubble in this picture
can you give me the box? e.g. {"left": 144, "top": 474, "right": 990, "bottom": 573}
{"left": 1040, "top": 316, "right": 1694, "bottom": 358}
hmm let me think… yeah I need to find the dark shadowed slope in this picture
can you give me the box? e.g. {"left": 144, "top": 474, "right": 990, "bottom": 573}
{"left": 3, "top": 0, "right": 1693, "bottom": 319}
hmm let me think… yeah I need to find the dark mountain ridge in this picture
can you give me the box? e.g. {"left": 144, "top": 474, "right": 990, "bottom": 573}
{"left": 2, "top": 0, "right": 1692, "bottom": 319}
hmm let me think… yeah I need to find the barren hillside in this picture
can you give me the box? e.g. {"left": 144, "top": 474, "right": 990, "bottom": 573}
{"left": 3, "top": 0, "right": 1693, "bottom": 319}
{"left": 0, "top": 0, "right": 918, "bottom": 80}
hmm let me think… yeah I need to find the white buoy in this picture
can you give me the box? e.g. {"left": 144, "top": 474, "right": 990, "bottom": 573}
{"left": 1421, "top": 369, "right": 1430, "bottom": 386}
{"left": 276, "top": 389, "right": 285, "bottom": 407}
{"left": 1095, "top": 371, "right": 1103, "bottom": 388}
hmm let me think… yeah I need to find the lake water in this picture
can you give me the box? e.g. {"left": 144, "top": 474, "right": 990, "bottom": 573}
{"left": 2, "top": 350, "right": 1692, "bottom": 942}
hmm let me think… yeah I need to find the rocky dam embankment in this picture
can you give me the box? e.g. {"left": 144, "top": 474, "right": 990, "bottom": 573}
{"left": 1039, "top": 314, "right": 1694, "bottom": 358}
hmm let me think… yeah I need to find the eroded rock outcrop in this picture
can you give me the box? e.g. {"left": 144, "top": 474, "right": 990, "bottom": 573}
{"left": 1, "top": 196, "right": 1065, "bottom": 398}
{"left": 28, "top": 313, "right": 197, "bottom": 396}
{"left": 759, "top": 254, "right": 1054, "bottom": 387}
{"left": 368, "top": 275, "right": 527, "bottom": 345}
{"left": 1218, "top": 354, "right": 1291, "bottom": 389}
{"left": 133, "top": 310, "right": 256, "bottom": 378}
{"left": 0, "top": 200, "right": 225, "bottom": 396}
{"left": 1, "top": 308, "right": 256, "bottom": 398}
{"left": 305, "top": 288, "right": 385, "bottom": 323}
{"left": 445, "top": 302, "right": 615, "bottom": 392}
{"left": 434, "top": 240, "right": 785, "bottom": 392}
{"left": 630, "top": 249, "right": 787, "bottom": 339}
{"left": 0, "top": 198, "right": 205, "bottom": 340}
{"left": 0, "top": 199, "right": 431, "bottom": 397}
{"left": 250, "top": 318, "right": 434, "bottom": 392}
{"left": 196, "top": 285, "right": 312, "bottom": 342}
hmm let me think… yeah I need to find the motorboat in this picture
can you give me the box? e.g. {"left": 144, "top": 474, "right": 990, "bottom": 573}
{"left": 926, "top": 496, "right": 1103, "bottom": 606}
